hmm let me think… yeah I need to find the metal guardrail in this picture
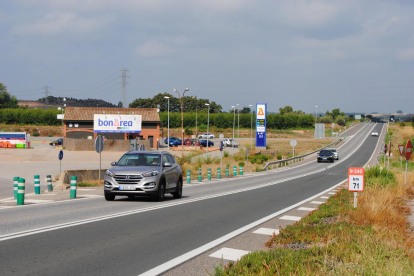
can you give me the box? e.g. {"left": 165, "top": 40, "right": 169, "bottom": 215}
{"left": 262, "top": 137, "right": 344, "bottom": 170}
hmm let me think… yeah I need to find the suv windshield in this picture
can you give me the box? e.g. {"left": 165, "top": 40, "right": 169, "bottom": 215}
{"left": 320, "top": 150, "right": 332, "bottom": 155}
{"left": 117, "top": 154, "right": 161, "bottom": 166}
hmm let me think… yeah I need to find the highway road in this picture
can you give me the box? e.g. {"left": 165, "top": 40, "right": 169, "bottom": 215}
{"left": 0, "top": 123, "right": 384, "bottom": 276}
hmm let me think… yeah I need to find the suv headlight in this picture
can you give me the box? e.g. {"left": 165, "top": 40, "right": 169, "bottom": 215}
{"left": 142, "top": 170, "right": 159, "bottom": 177}
{"left": 106, "top": 170, "right": 115, "bottom": 177}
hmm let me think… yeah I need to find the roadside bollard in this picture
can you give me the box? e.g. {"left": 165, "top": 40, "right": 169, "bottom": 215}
{"left": 207, "top": 168, "right": 211, "bottom": 181}
{"left": 17, "top": 178, "right": 25, "bottom": 205}
{"left": 47, "top": 175, "right": 53, "bottom": 192}
{"left": 34, "top": 175, "right": 40, "bottom": 194}
{"left": 198, "top": 169, "right": 202, "bottom": 182}
{"left": 13, "top": 176, "right": 19, "bottom": 199}
{"left": 240, "top": 166, "right": 243, "bottom": 176}
{"left": 70, "top": 176, "right": 77, "bottom": 199}
{"left": 225, "top": 167, "right": 229, "bottom": 177}
{"left": 186, "top": 170, "right": 191, "bottom": 184}
{"left": 233, "top": 166, "right": 237, "bottom": 176}
{"left": 217, "top": 167, "right": 221, "bottom": 179}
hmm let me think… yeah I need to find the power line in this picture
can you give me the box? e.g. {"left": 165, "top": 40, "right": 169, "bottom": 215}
{"left": 120, "top": 68, "right": 129, "bottom": 107}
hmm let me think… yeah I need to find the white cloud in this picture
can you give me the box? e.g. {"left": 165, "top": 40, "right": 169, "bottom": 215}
{"left": 136, "top": 41, "right": 173, "bottom": 58}
{"left": 12, "top": 12, "right": 105, "bottom": 36}
{"left": 397, "top": 48, "right": 414, "bottom": 61}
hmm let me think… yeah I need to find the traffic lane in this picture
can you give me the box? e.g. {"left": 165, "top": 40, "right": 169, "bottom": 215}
{"left": 0, "top": 128, "right": 378, "bottom": 276}
{"left": 0, "top": 123, "right": 374, "bottom": 235}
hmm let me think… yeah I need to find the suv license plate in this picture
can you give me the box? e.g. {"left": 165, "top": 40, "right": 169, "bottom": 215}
{"left": 119, "top": 185, "right": 135, "bottom": 190}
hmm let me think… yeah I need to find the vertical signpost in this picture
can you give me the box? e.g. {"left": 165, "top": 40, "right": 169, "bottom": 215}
{"left": 388, "top": 141, "right": 392, "bottom": 171}
{"left": 384, "top": 143, "right": 388, "bottom": 168}
{"left": 255, "top": 103, "right": 267, "bottom": 148}
{"left": 398, "top": 144, "right": 405, "bottom": 168}
{"left": 405, "top": 140, "right": 412, "bottom": 185}
{"left": 219, "top": 134, "right": 224, "bottom": 172}
{"left": 58, "top": 150, "right": 64, "bottom": 190}
{"left": 95, "top": 135, "right": 105, "bottom": 186}
{"left": 290, "top": 139, "right": 297, "bottom": 158}
{"left": 348, "top": 167, "right": 365, "bottom": 208}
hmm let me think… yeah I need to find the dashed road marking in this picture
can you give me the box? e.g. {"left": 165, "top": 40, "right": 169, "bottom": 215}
{"left": 253, "top": 228, "right": 279, "bottom": 236}
{"left": 280, "top": 215, "right": 302, "bottom": 221}
{"left": 298, "top": 207, "right": 316, "bottom": 211}
{"left": 209, "top": 247, "right": 251, "bottom": 261}
{"left": 320, "top": 196, "right": 329, "bottom": 199}
{"left": 310, "top": 201, "right": 324, "bottom": 204}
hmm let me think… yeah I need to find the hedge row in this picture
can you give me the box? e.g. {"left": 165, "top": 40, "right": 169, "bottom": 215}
{"left": 0, "top": 109, "right": 61, "bottom": 125}
{"left": 0, "top": 109, "right": 315, "bottom": 129}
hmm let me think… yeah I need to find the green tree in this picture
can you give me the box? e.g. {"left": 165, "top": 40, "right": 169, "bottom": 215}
{"left": 0, "top": 83, "right": 19, "bottom": 109}
{"left": 279, "top": 106, "right": 293, "bottom": 115}
{"left": 396, "top": 110, "right": 403, "bottom": 114}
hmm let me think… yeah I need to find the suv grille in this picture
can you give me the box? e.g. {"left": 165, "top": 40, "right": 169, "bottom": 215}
{"left": 114, "top": 175, "right": 142, "bottom": 185}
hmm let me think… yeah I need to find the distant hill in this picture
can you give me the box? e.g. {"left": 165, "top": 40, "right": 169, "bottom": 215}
{"left": 19, "top": 96, "right": 117, "bottom": 109}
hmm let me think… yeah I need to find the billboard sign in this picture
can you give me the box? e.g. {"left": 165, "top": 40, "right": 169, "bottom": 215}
{"left": 256, "top": 103, "right": 267, "bottom": 147}
{"left": 94, "top": 114, "right": 142, "bottom": 133}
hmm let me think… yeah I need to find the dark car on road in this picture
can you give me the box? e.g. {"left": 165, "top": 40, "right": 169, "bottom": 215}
{"left": 317, "top": 149, "right": 335, "bottom": 163}
{"left": 164, "top": 137, "right": 180, "bottom": 144}
{"left": 50, "top": 138, "right": 63, "bottom": 146}
{"left": 104, "top": 151, "right": 183, "bottom": 201}
{"left": 199, "top": 139, "right": 214, "bottom": 147}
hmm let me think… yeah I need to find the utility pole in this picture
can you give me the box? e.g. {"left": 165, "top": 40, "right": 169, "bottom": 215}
{"left": 120, "top": 68, "right": 130, "bottom": 108}
{"left": 43, "top": 86, "right": 51, "bottom": 109}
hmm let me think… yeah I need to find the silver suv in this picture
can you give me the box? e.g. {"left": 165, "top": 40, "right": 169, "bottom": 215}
{"left": 104, "top": 151, "right": 183, "bottom": 201}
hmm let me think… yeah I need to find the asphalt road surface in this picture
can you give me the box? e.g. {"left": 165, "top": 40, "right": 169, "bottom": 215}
{"left": 0, "top": 123, "right": 384, "bottom": 276}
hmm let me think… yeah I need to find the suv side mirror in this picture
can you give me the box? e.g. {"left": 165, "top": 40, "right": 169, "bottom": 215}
{"left": 163, "top": 162, "right": 172, "bottom": 167}
{"left": 111, "top": 161, "right": 117, "bottom": 166}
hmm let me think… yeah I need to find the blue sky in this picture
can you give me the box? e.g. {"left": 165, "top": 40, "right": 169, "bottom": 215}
{"left": 1, "top": 0, "right": 414, "bottom": 114}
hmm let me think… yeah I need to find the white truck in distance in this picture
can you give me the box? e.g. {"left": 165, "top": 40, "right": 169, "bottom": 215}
{"left": 223, "top": 138, "right": 239, "bottom": 147}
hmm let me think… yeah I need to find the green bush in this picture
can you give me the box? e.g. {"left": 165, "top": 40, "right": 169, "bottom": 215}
{"left": 277, "top": 154, "right": 283, "bottom": 160}
{"left": 399, "top": 122, "right": 406, "bottom": 127}
{"left": 238, "top": 161, "right": 245, "bottom": 167}
{"left": 184, "top": 126, "right": 193, "bottom": 135}
{"left": 365, "top": 166, "right": 397, "bottom": 188}
{"left": 32, "top": 132, "right": 40, "bottom": 137}
{"left": 223, "top": 151, "right": 229, "bottom": 157}
{"left": 248, "top": 154, "right": 271, "bottom": 164}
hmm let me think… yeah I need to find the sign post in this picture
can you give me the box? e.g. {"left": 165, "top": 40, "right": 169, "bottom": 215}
{"left": 290, "top": 139, "right": 297, "bottom": 158}
{"left": 398, "top": 144, "right": 405, "bottom": 168}
{"left": 219, "top": 134, "right": 224, "bottom": 172}
{"left": 405, "top": 140, "right": 412, "bottom": 185}
{"left": 384, "top": 144, "right": 388, "bottom": 168}
{"left": 58, "top": 150, "right": 64, "bottom": 190}
{"left": 388, "top": 141, "right": 392, "bottom": 171}
{"left": 95, "top": 135, "right": 105, "bottom": 186}
{"left": 348, "top": 167, "right": 365, "bottom": 208}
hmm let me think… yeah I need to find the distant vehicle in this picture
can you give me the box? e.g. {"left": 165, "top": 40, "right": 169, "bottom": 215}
{"left": 223, "top": 138, "right": 239, "bottom": 147}
{"left": 164, "top": 137, "right": 180, "bottom": 144}
{"left": 371, "top": 130, "right": 379, "bottom": 137}
{"left": 169, "top": 139, "right": 182, "bottom": 147}
{"left": 198, "top": 133, "right": 215, "bottom": 139}
{"left": 50, "top": 138, "right": 63, "bottom": 146}
{"left": 199, "top": 140, "right": 214, "bottom": 147}
{"left": 326, "top": 148, "right": 339, "bottom": 160}
{"left": 104, "top": 151, "right": 183, "bottom": 201}
{"left": 317, "top": 149, "right": 335, "bottom": 163}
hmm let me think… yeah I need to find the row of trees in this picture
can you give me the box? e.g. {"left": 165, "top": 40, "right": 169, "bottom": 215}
{"left": 159, "top": 112, "right": 315, "bottom": 129}
{"left": 0, "top": 83, "right": 18, "bottom": 109}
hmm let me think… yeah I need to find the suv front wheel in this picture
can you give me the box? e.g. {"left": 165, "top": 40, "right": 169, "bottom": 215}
{"left": 155, "top": 181, "right": 165, "bottom": 201}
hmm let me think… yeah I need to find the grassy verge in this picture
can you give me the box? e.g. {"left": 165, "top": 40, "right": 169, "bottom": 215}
{"left": 214, "top": 168, "right": 414, "bottom": 275}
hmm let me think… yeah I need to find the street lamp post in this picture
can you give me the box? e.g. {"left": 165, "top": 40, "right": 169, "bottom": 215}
{"left": 237, "top": 104, "right": 240, "bottom": 139}
{"left": 232, "top": 105, "right": 236, "bottom": 157}
{"left": 174, "top": 88, "right": 189, "bottom": 146}
{"left": 195, "top": 106, "right": 198, "bottom": 137}
{"left": 249, "top": 104, "right": 253, "bottom": 150}
{"left": 205, "top": 103, "right": 210, "bottom": 157}
{"left": 315, "top": 105, "right": 318, "bottom": 139}
{"left": 58, "top": 107, "right": 63, "bottom": 137}
{"left": 164, "top": 96, "right": 170, "bottom": 150}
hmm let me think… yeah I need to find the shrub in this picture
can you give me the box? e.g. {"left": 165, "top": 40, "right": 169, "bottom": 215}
{"left": 277, "top": 154, "right": 283, "bottom": 160}
{"left": 223, "top": 151, "right": 229, "bottom": 157}
{"left": 184, "top": 126, "right": 193, "bottom": 135}
{"left": 365, "top": 166, "right": 397, "bottom": 188}
{"left": 238, "top": 161, "right": 245, "bottom": 167}
{"left": 399, "top": 122, "right": 406, "bottom": 127}
{"left": 32, "top": 132, "right": 40, "bottom": 137}
{"left": 248, "top": 154, "right": 271, "bottom": 164}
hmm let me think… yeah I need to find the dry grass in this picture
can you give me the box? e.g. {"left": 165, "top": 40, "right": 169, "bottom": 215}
{"left": 0, "top": 123, "right": 62, "bottom": 136}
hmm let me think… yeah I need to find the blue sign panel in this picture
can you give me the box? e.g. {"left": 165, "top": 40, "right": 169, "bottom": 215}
{"left": 255, "top": 103, "right": 267, "bottom": 148}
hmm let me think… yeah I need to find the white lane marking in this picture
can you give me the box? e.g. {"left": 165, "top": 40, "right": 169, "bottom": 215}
{"left": 328, "top": 192, "right": 336, "bottom": 194}
{"left": 78, "top": 195, "right": 103, "bottom": 198}
{"left": 209, "top": 247, "right": 251, "bottom": 262}
{"left": 253, "top": 228, "right": 280, "bottom": 236}
{"left": 298, "top": 207, "right": 316, "bottom": 211}
{"left": 320, "top": 196, "right": 329, "bottom": 199}
{"left": 280, "top": 215, "right": 302, "bottom": 221}
{"left": 310, "top": 201, "right": 324, "bottom": 204}
{"left": 138, "top": 180, "right": 346, "bottom": 276}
